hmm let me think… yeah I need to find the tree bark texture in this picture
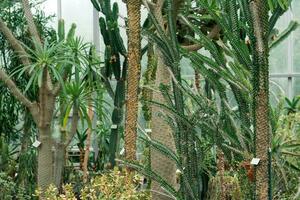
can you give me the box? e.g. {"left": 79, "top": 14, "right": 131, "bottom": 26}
{"left": 250, "top": 1, "right": 270, "bottom": 199}
{"left": 36, "top": 69, "right": 56, "bottom": 190}
{"left": 83, "top": 103, "right": 94, "bottom": 182}
{"left": 151, "top": 51, "right": 177, "bottom": 200}
{"left": 124, "top": 0, "right": 142, "bottom": 161}
{"left": 150, "top": 2, "right": 177, "bottom": 199}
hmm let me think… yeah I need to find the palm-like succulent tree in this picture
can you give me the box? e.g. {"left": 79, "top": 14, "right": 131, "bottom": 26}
{"left": 0, "top": 2, "right": 95, "bottom": 190}
{"left": 0, "top": 21, "right": 68, "bottom": 188}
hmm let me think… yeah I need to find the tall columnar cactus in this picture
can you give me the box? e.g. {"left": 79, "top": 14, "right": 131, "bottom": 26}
{"left": 224, "top": 0, "right": 252, "bottom": 149}
{"left": 91, "top": 0, "right": 127, "bottom": 167}
{"left": 249, "top": 1, "right": 270, "bottom": 199}
{"left": 141, "top": 43, "right": 157, "bottom": 126}
{"left": 124, "top": 0, "right": 141, "bottom": 162}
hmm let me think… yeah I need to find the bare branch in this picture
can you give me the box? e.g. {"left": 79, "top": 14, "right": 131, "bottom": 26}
{"left": 155, "top": 0, "right": 165, "bottom": 11}
{"left": 0, "top": 18, "right": 31, "bottom": 66}
{"left": 0, "top": 69, "right": 33, "bottom": 109}
{"left": 22, "top": 0, "right": 42, "bottom": 45}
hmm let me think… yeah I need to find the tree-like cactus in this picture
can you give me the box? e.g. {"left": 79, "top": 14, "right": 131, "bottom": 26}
{"left": 91, "top": 0, "right": 127, "bottom": 167}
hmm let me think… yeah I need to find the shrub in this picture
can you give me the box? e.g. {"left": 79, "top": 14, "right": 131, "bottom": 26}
{"left": 81, "top": 168, "right": 150, "bottom": 200}
{"left": 40, "top": 168, "right": 150, "bottom": 200}
{"left": 207, "top": 172, "right": 243, "bottom": 200}
{"left": 0, "top": 172, "right": 30, "bottom": 200}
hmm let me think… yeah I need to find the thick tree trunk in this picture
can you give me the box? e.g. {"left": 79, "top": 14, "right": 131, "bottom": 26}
{"left": 151, "top": 52, "right": 177, "bottom": 200}
{"left": 36, "top": 69, "right": 56, "bottom": 190}
{"left": 37, "top": 127, "right": 54, "bottom": 190}
{"left": 150, "top": 2, "right": 178, "bottom": 199}
{"left": 124, "top": 0, "right": 141, "bottom": 161}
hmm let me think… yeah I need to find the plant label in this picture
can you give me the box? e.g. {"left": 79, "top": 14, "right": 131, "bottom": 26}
{"left": 145, "top": 129, "right": 152, "bottom": 133}
{"left": 120, "top": 148, "right": 125, "bottom": 155}
{"left": 32, "top": 140, "right": 41, "bottom": 148}
{"left": 111, "top": 124, "right": 118, "bottom": 129}
{"left": 250, "top": 158, "right": 260, "bottom": 165}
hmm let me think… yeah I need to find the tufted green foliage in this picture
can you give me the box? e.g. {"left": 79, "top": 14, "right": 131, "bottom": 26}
{"left": 207, "top": 173, "right": 243, "bottom": 200}
{"left": 40, "top": 169, "right": 150, "bottom": 200}
{"left": 0, "top": 173, "right": 30, "bottom": 200}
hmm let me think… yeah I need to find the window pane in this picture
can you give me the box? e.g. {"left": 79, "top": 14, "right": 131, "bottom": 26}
{"left": 293, "top": 78, "right": 300, "bottom": 96}
{"left": 62, "top": 0, "right": 93, "bottom": 42}
{"left": 39, "top": 0, "right": 57, "bottom": 28}
{"left": 181, "top": 58, "right": 194, "bottom": 77}
{"left": 270, "top": 78, "right": 288, "bottom": 104}
{"left": 270, "top": 12, "right": 290, "bottom": 74}
{"left": 292, "top": 1, "right": 300, "bottom": 73}
{"left": 270, "top": 41, "right": 289, "bottom": 74}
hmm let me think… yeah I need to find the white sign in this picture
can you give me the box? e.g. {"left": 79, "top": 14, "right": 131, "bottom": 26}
{"left": 145, "top": 129, "right": 152, "bottom": 133}
{"left": 250, "top": 158, "right": 260, "bottom": 165}
{"left": 111, "top": 124, "right": 118, "bottom": 129}
{"left": 120, "top": 148, "right": 125, "bottom": 155}
{"left": 32, "top": 140, "right": 41, "bottom": 148}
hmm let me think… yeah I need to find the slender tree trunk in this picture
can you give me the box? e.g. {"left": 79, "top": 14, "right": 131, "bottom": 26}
{"left": 54, "top": 102, "right": 67, "bottom": 189}
{"left": 124, "top": 0, "right": 141, "bottom": 161}
{"left": 80, "top": 148, "right": 85, "bottom": 170}
{"left": 54, "top": 104, "right": 80, "bottom": 188}
{"left": 83, "top": 103, "right": 94, "bottom": 182}
{"left": 54, "top": 141, "right": 65, "bottom": 189}
{"left": 250, "top": 1, "right": 270, "bottom": 199}
{"left": 217, "top": 151, "right": 226, "bottom": 200}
